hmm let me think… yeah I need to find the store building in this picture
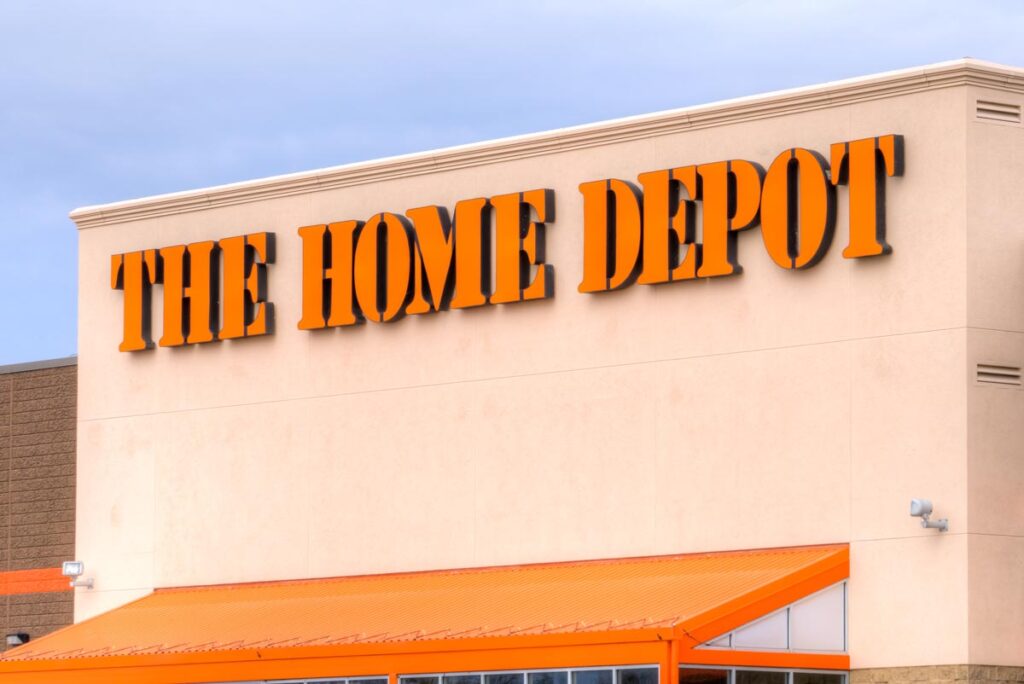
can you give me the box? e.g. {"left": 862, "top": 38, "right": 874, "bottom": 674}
{"left": 0, "top": 358, "right": 76, "bottom": 650}
{"left": 0, "top": 59, "right": 1020, "bottom": 683}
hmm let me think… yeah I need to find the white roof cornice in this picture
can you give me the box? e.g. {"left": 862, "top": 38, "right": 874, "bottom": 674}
{"left": 70, "top": 59, "right": 1024, "bottom": 230}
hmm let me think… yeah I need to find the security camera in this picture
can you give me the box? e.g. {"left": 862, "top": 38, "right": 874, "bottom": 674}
{"left": 909, "top": 499, "right": 932, "bottom": 517}
{"left": 61, "top": 561, "right": 93, "bottom": 589}
{"left": 910, "top": 499, "right": 948, "bottom": 532}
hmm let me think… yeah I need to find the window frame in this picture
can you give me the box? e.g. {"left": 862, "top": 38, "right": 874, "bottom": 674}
{"left": 678, "top": 665, "right": 848, "bottom": 684}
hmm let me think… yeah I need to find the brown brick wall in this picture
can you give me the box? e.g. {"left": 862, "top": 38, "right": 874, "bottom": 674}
{"left": 853, "top": 666, "right": 1024, "bottom": 684}
{"left": 0, "top": 360, "right": 76, "bottom": 650}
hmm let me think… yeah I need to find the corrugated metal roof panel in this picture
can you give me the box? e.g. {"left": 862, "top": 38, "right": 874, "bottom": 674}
{"left": 2, "top": 544, "right": 847, "bottom": 662}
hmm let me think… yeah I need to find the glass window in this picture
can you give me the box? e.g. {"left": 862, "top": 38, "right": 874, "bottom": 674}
{"left": 789, "top": 584, "right": 846, "bottom": 652}
{"left": 706, "top": 634, "right": 731, "bottom": 648}
{"left": 269, "top": 678, "right": 387, "bottom": 684}
{"left": 735, "top": 672, "right": 787, "bottom": 684}
{"left": 486, "top": 675, "right": 524, "bottom": 684}
{"left": 700, "top": 580, "right": 848, "bottom": 654}
{"left": 573, "top": 671, "right": 613, "bottom": 684}
{"left": 403, "top": 677, "right": 441, "bottom": 684}
{"left": 618, "top": 669, "right": 658, "bottom": 684}
{"left": 679, "top": 669, "right": 729, "bottom": 684}
{"left": 731, "top": 609, "right": 788, "bottom": 650}
{"left": 529, "top": 672, "right": 568, "bottom": 684}
{"left": 444, "top": 677, "right": 481, "bottom": 684}
{"left": 793, "top": 674, "right": 845, "bottom": 684}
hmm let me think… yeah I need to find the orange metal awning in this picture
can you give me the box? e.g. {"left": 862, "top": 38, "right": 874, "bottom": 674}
{"left": 0, "top": 544, "right": 849, "bottom": 684}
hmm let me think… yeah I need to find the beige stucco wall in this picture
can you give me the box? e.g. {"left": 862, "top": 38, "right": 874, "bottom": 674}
{"left": 964, "top": 84, "right": 1024, "bottom": 667}
{"left": 72, "top": 62, "right": 1024, "bottom": 669}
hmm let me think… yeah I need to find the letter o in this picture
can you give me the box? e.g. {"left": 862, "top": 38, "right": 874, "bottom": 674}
{"left": 354, "top": 212, "right": 414, "bottom": 322}
{"left": 760, "top": 148, "right": 836, "bottom": 269}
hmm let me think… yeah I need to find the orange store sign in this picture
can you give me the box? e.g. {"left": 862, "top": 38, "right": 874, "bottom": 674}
{"left": 111, "top": 135, "right": 903, "bottom": 351}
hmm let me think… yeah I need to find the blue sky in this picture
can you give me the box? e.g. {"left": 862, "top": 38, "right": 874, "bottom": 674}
{"left": 0, "top": 0, "right": 1021, "bottom": 365}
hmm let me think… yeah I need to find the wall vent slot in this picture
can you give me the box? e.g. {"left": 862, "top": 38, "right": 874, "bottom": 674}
{"left": 976, "top": 100, "right": 1021, "bottom": 124}
{"left": 977, "top": 364, "right": 1022, "bottom": 386}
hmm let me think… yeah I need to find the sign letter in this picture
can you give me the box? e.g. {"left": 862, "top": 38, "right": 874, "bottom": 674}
{"left": 353, "top": 213, "right": 414, "bottom": 323}
{"left": 696, "top": 160, "right": 764, "bottom": 278}
{"left": 490, "top": 188, "right": 555, "bottom": 303}
{"left": 830, "top": 134, "right": 904, "bottom": 258}
{"left": 578, "top": 179, "right": 643, "bottom": 293}
{"left": 760, "top": 148, "right": 836, "bottom": 269}
{"left": 220, "top": 232, "right": 275, "bottom": 339}
{"left": 636, "top": 167, "right": 701, "bottom": 284}
{"left": 110, "top": 250, "right": 160, "bottom": 352}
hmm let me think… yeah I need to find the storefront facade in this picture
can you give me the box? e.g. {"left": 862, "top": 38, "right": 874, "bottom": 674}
{"left": 0, "top": 59, "right": 1021, "bottom": 682}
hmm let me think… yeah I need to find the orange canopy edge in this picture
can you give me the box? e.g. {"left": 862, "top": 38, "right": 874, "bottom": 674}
{"left": 0, "top": 544, "right": 849, "bottom": 683}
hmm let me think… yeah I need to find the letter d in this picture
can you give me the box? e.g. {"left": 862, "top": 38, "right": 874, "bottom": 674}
{"left": 578, "top": 179, "right": 643, "bottom": 293}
